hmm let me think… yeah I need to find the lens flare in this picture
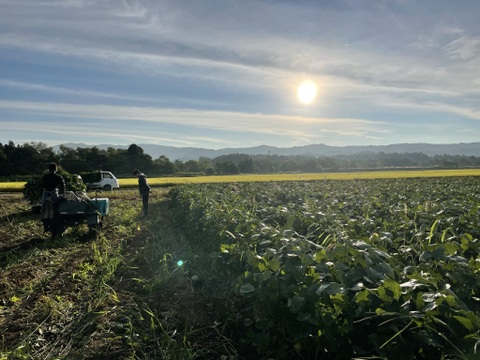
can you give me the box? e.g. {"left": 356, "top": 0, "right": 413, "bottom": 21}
{"left": 177, "top": 260, "right": 184, "bottom": 266}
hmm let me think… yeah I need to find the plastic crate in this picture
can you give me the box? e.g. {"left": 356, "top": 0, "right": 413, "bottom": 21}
{"left": 89, "top": 198, "right": 109, "bottom": 216}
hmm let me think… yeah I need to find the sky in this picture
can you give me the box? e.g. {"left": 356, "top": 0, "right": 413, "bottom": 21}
{"left": 1, "top": 0, "right": 480, "bottom": 150}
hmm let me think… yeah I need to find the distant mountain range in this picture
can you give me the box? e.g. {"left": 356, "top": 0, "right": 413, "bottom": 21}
{"left": 54, "top": 142, "right": 480, "bottom": 161}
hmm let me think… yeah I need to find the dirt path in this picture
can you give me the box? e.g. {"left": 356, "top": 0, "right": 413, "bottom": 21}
{"left": 0, "top": 192, "right": 245, "bottom": 359}
{"left": 114, "top": 199, "right": 233, "bottom": 358}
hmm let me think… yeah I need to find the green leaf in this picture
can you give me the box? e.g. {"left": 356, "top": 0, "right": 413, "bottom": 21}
{"left": 349, "top": 282, "right": 365, "bottom": 292}
{"left": 452, "top": 316, "right": 475, "bottom": 331}
{"left": 239, "top": 283, "right": 255, "bottom": 295}
{"left": 421, "top": 292, "right": 439, "bottom": 303}
{"left": 269, "top": 259, "right": 281, "bottom": 271}
{"left": 285, "top": 215, "right": 296, "bottom": 229}
{"left": 296, "top": 312, "right": 311, "bottom": 322}
{"left": 261, "top": 270, "right": 272, "bottom": 281}
{"left": 377, "top": 286, "right": 391, "bottom": 302}
{"left": 354, "top": 289, "right": 370, "bottom": 303}
{"left": 330, "top": 293, "right": 348, "bottom": 311}
{"left": 428, "top": 219, "right": 439, "bottom": 245}
{"left": 383, "top": 278, "right": 402, "bottom": 300}
{"left": 316, "top": 282, "right": 344, "bottom": 296}
{"left": 365, "top": 267, "right": 386, "bottom": 283}
{"left": 376, "top": 307, "right": 386, "bottom": 315}
{"left": 400, "top": 279, "right": 427, "bottom": 290}
{"left": 258, "top": 257, "right": 267, "bottom": 271}
{"left": 288, "top": 295, "right": 306, "bottom": 313}
{"left": 285, "top": 255, "right": 305, "bottom": 281}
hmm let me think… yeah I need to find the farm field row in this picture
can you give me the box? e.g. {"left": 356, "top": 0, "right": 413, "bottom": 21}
{"left": 2, "top": 168, "right": 480, "bottom": 191}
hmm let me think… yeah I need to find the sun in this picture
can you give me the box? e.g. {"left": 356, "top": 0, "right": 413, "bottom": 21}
{"left": 297, "top": 80, "right": 318, "bottom": 104}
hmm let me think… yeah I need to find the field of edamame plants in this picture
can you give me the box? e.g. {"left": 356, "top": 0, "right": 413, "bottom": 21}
{"left": 168, "top": 177, "right": 480, "bottom": 359}
{"left": 1, "top": 175, "right": 479, "bottom": 359}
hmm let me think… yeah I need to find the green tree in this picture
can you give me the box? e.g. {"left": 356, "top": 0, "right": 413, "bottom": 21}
{"left": 77, "top": 146, "right": 109, "bottom": 171}
{"left": 215, "top": 161, "right": 239, "bottom": 174}
{"left": 184, "top": 160, "right": 200, "bottom": 173}
{"left": 0, "top": 146, "right": 6, "bottom": 163}
{"left": 299, "top": 156, "right": 319, "bottom": 172}
{"left": 126, "top": 144, "right": 153, "bottom": 173}
{"left": 280, "top": 159, "right": 299, "bottom": 172}
{"left": 0, "top": 141, "right": 57, "bottom": 176}
{"left": 106, "top": 147, "right": 128, "bottom": 173}
{"left": 174, "top": 159, "right": 184, "bottom": 172}
{"left": 154, "top": 155, "right": 175, "bottom": 175}
{"left": 198, "top": 157, "right": 214, "bottom": 173}
{"left": 238, "top": 157, "right": 254, "bottom": 173}
{"left": 58, "top": 145, "right": 86, "bottom": 173}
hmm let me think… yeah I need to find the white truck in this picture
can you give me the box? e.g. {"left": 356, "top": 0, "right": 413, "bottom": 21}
{"left": 86, "top": 171, "right": 120, "bottom": 191}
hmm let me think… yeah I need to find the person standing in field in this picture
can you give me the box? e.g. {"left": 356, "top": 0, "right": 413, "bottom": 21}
{"left": 133, "top": 169, "right": 151, "bottom": 217}
{"left": 41, "top": 162, "right": 65, "bottom": 232}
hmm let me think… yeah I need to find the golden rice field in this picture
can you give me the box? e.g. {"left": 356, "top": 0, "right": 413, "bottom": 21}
{"left": 1, "top": 168, "right": 480, "bottom": 192}
{"left": 138, "top": 168, "right": 480, "bottom": 185}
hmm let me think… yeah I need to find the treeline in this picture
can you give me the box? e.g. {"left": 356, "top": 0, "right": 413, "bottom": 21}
{"left": 2, "top": 141, "right": 480, "bottom": 178}
{"left": 0, "top": 141, "right": 172, "bottom": 177}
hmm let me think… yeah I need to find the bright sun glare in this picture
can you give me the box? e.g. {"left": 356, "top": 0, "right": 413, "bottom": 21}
{"left": 297, "top": 80, "right": 318, "bottom": 104}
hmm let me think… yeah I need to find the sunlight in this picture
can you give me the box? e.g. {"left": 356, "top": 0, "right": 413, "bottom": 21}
{"left": 297, "top": 80, "right": 318, "bottom": 104}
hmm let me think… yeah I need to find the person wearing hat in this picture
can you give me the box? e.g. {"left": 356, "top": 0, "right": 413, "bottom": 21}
{"left": 132, "top": 169, "right": 151, "bottom": 217}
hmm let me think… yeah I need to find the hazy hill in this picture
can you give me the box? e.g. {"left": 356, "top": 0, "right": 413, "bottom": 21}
{"left": 53, "top": 142, "right": 480, "bottom": 161}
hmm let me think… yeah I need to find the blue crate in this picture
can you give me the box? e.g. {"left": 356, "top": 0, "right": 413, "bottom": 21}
{"left": 89, "top": 198, "right": 109, "bottom": 216}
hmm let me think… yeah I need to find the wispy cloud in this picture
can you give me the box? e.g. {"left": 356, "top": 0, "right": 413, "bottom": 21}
{"left": 1, "top": 0, "right": 480, "bottom": 148}
{"left": 0, "top": 79, "right": 146, "bottom": 101}
{"left": 0, "top": 100, "right": 389, "bottom": 144}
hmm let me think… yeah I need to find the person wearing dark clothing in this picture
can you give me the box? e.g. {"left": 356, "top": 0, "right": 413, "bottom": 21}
{"left": 41, "top": 163, "right": 65, "bottom": 232}
{"left": 43, "top": 164, "right": 66, "bottom": 192}
{"left": 133, "top": 169, "right": 151, "bottom": 217}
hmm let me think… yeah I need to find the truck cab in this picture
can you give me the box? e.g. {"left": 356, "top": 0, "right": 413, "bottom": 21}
{"left": 86, "top": 171, "right": 119, "bottom": 191}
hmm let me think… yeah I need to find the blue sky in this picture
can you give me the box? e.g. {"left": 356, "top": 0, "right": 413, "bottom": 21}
{"left": 1, "top": 0, "right": 480, "bottom": 150}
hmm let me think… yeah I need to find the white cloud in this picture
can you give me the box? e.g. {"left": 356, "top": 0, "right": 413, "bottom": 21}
{"left": 1, "top": 1, "right": 480, "bottom": 148}
{"left": 0, "top": 99, "right": 388, "bottom": 141}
